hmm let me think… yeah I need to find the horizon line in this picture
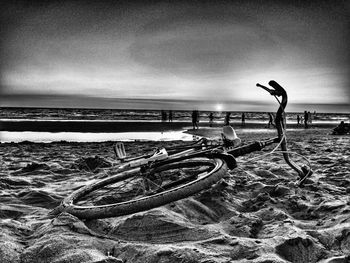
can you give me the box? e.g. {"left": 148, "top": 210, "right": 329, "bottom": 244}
{"left": 1, "top": 94, "right": 349, "bottom": 114}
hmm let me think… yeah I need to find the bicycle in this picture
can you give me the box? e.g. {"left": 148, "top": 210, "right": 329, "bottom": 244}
{"left": 53, "top": 80, "right": 312, "bottom": 219}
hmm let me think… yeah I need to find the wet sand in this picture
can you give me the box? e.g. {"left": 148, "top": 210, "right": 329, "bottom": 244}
{"left": 0, "top": 119, "right": 337, "bottom": 132}
{"left": 0, "top": 128, "right": 349, "bottom": 262}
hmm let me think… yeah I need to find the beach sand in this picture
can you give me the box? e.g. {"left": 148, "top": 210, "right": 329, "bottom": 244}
{"left": 0, "top": 128, "right": 349, "bottom": 263}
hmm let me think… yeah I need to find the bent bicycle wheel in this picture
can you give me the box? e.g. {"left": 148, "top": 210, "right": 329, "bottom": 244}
{"left": 58, "top": 157, "right": 227, "bottom": 219}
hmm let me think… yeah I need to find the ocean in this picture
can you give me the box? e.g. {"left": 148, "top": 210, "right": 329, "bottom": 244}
{"left": 1, "top": 107, "right": 349, "bottom": 122}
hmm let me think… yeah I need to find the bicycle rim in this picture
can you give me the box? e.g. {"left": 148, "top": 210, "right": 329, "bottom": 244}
{"left": 59, "top": 157, "right": 227, "bottom": 219}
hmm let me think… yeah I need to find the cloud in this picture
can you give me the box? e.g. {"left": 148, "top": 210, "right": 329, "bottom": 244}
{"left": 129, "top": 5, "right": 280, "bottom": 77}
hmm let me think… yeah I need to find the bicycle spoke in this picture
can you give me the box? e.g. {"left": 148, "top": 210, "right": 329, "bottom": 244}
{"left": 142, "top": 174, "right": 165, "bottom": 194}
{"left": 76, "top": 176, "right": 143, "bottom": 205}
{"left": 72, "top": 159, "right": 216, "bottom": 209}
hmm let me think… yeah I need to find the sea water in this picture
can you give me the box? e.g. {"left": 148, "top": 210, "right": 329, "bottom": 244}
{"left": 0, "top": 131, "right": 195, "bottom": 143}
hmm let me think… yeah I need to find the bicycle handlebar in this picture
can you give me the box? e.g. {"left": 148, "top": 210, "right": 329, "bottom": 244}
{"left": 256, "top": 81, "right": 286, "bottom": 97}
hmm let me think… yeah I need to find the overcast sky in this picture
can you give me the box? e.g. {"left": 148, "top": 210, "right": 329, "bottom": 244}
{"left": 1, "top": 0, "right": 349, "bottom": 112}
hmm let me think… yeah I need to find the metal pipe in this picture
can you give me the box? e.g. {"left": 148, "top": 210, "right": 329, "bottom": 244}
{"left": 268, "top": 81, "right": 306, "bottom": 179}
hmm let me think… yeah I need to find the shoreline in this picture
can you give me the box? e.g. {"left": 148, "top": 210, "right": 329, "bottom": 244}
{"left": 0, "top": 126, "right": 339, "bottom": 144}
{"left": 0, "top": 119, "right": 338, "bottom": 133}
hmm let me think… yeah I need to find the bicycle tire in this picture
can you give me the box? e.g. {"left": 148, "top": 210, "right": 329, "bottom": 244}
{"left": 58, "top": 157, "right": 227, "bottom": 219}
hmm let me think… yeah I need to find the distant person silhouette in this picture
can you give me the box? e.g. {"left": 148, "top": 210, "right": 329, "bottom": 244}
{"left": 161, "top": 110, "right": 167, "bottom": 122}
{"left": 332, "top": 121, "right": 349, "bottom": 135}
{"left": 308, "top": 111, "right": 312, "bottom": 124}
{"left": 192, "top": 110, "right": 199, "bottom": 129}
{"left": 225, "top": 112, "right": 231, "bottom": 125}
{"left": 304, "top": 111, "right": 309, "bottom": 129}
{"left": 241, "top": 112, "right": 245, "bottom": 126}
{"left": 209, "top": 112, "right": 214, "bottom": 127}
{"left": 196, "top": 110, "right": 200, "bottom": 127}
{"left": 297, "top": 115, "right": 300, "bottom": 125}
{"left": 168, "top": 110, "right": 173, "bottom": 122}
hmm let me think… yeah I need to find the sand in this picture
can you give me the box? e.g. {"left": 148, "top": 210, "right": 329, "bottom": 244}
{"left": 0, "top": 128, "right": 349, "bottom": 263}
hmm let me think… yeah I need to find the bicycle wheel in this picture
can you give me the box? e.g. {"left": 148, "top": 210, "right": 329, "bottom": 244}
{"left": 58, "top": 157, "right": 228, "bottom": 219}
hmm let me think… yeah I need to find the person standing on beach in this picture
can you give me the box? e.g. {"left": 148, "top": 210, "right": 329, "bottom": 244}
{"left": 304, "top": 110, "right": 309, "bottom": 129}
{"left": 241, "top": 112, "right": 245, "bottom": 126}
{"left": 196, "top": 110, "right": 200, "bottom": 128}
{"left": 168, "top": 110, "right": 173, "bottom": 122}
{"left": 161, "top": 110, "right": 167, "bottom": 122}
{"left": 192, "top": 110, "right": 198, "bottom": 129}
{"left": 225, "top": 112, "right": 231, "bottom": 126}
{"left": 297, "top": 115, "right": 300, "bottom": 126}
{"left": 308, "top": 111, "right": 312, "bottom": 124}
{"left": 209, "top": 112, "right": 214, "bottom": 127}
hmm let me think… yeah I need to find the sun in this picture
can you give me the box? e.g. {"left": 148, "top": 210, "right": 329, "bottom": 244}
{"left": 215, "top": 104, "right": 223, "bottom": 112}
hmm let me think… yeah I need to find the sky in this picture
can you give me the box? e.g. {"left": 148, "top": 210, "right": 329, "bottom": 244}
{"left": 1, "top": 0, "right": 349, "bottom": 112}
